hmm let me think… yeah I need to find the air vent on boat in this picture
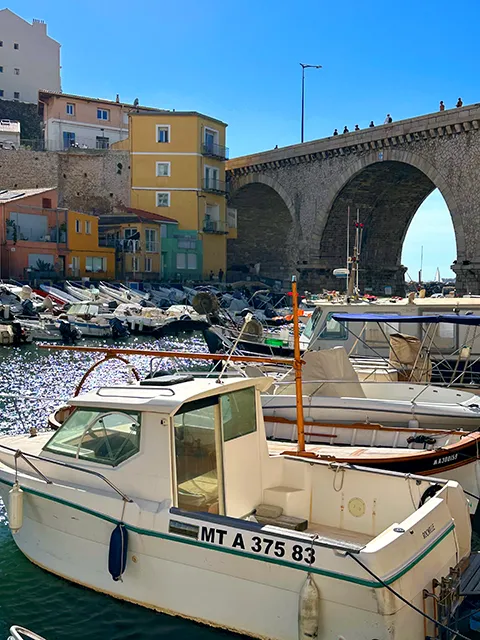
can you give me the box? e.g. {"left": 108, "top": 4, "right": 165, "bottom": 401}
{"left": 140, "top": 374, "right": 195, "bottom": 387}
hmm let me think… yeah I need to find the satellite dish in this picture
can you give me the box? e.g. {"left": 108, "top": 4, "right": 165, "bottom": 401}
{"left": 333, "top": 268, "right": 349, "bottom": 278}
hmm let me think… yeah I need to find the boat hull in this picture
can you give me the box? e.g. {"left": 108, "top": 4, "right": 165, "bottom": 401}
{"left": 0, "top": 481, "right": 464, "bottom": 640}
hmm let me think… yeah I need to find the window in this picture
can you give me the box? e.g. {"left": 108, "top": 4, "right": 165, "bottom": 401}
{"left": 75, "top": 219, "right": 82, "bottom": 233}
{"left": 63, "top": 131, "right": 75, "bottom": 149}
{"left": 71, "top": 256, "right": 80, "bottom": 275}
{"left": 187, "top": 253, "right": 197, "bottom": 270}
{"left": 156, "top": 125, "right": 170, "bottom": 143}
{"left": 13, "top": 43, "right": 19, "bottom": 50}
{"left": 96, "top": 136, "right": 109, "bottom": 149}
{"left": 0, "top": 67, "right": 3, "bottom": 73}
{"left": 0, "top": 90, "right": 4, "bottom": 98}
{"left": 156, "top": 161, "right": 170, "bottom": 177}
{"left": 124, "top": 227, "right": 138, "bottom": 239}
{"left": 132, "top": 256, "right": 139, "bottom": 272}
{"left": 303, "top": 308, "right": 323, "bottom": 340}
{"left": 156, "top": 192, "right": 170, "bottom": 207}
{"left": 44, "top": 408, "right": 140, "bottom": 466}
{"left": 85, "top": 221, "right": 92, "bottom": 234}
{"left": 318, "top": 312, "right": 348, "bottom": 340}
{"left": 178, "top": 238, "right": 196, "bottom": 250}
{"left": 145, "top": 228, "right": 157, "bottom": 252}
{"left": 204, "top": 127, "right": 218, "bottom": 152}
{"left": 176, "top": 253, "right": 186, "bottom": 270}
{"left": 97, "top": 109, "right": 110, "bottom": 121}
{"left": 86, "top": 257, "right": 106, "bottom": 272}
{"left": 174, "top": 397, "right": 221, "bottom": 514}
{"left": 0, "top": 41, "right": 3, "bottom": 47}
{"left": 160, "top": 224, "right": 167, "bottom": 238}
{"left": 42, "top": 198, "right": 52, "bottom": 209}
{"left": 204, "top": 165, "right": 219, "bottom": 190}
{"left": 145, "top": 257, "right": 152, "bottom": 272}
{"left": 221, "top": 387, "right": 256, "bottom": 441}
{"left": 13, "top": 92, "right": 19, "bottom": 100}
{"left": 66, "top": 103, "right": 75, "bottom": 115}
{"left": 13, "top": 68, "right": 19, "bottom": 75}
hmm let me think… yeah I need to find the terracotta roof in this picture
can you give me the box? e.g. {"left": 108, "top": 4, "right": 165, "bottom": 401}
{"left": 38, "top": 90, "right": 163, "bottom": 112}
{"left": 0, "top": 187, "right": 56, "bottom": 203}
{"left": 125, "top": 207, "right": 178, "bottom": 223}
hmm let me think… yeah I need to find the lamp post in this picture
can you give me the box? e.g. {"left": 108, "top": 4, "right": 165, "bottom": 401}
{"left": 300, "top": 63, "right": 322, "bottom": 143}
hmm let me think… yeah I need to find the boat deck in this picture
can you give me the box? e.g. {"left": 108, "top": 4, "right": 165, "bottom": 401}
{"left": 306, "top": 522, "right": 372, "bottom": 551}
{"left": 268, "top": 441, "right": 433, "bottom": 459}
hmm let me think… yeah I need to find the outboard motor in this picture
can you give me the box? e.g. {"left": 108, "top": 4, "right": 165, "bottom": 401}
{"left": 109, "top": 317, "right": 129, "bottom": 339}
{"left": 58, "top": 320, "right": 81, "bottom": 344}
{"left": 21, "top": 299, "right": 37, "bottom": 317}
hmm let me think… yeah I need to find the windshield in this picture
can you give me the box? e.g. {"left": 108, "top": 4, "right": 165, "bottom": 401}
{"left": 302, "top": 307, "right": 323, "bottom": 339}
{"left": 44, "top": 407, "right": 141, "bottom": 466}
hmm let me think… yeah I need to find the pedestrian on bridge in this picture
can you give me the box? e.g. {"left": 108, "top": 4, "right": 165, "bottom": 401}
{"left": 333, "top": 128, "right": 338, "bottom": 136}
{"left": 369, "top": 120, "right": 375, "bottom": 127}
{"left": 439, "top": 100, "right": 445, "bottom": 111}
{"left": 354, "top": 124, "right": 360, "bottom": 131}
{"left": 343, "top": 126, "right": 349, "bottom": 133}
{"left": 384, "top": 114, "right": 393, "bottom": 124}
{"left": 456, "top": 97, "right": 463, "bottom": 108}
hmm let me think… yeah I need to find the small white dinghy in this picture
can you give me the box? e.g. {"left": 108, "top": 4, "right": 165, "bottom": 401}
{"left": 8, "top": 627, "right": 46, "bottom": 640}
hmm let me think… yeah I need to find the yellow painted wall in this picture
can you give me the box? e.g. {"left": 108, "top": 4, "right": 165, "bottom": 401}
{"left": 128, "top": 112, "right": 228, "bottom": 276}
{"left": 67, "top": 210, "right": 115, "bottom": 278}
{"left": 109, "top": 221, "right": 162, "bottom": 276}
{"left": 202, "top": 234, "right": 227, "bottom": 276}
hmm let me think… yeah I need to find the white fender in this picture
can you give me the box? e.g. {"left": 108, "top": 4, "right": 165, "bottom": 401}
{"left": 8, "top": 482, "right": 24, "bottom": 533}
{"left": 298, "top": 573, "right": 320, "bottom": 640}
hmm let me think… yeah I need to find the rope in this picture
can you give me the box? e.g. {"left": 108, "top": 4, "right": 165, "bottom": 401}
{"left": 345, "top": 551, "right": 470, "bottom": 640}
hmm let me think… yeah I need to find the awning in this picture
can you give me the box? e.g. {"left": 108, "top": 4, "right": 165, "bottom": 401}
{"left": 331, "top": 313, "right": 480, "bottom": 326}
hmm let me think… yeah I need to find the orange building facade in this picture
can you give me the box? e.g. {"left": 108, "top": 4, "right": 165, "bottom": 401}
{"left": 0, "top": 188, "right": 114, "bottom": 280}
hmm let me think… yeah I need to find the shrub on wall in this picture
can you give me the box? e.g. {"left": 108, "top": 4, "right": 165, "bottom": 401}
{"left": 0, "top": 100, "right": 42, "bottom": 141}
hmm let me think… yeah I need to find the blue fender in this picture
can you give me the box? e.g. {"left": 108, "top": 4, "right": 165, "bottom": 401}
{"left": 108, "top": 523, "right": 128, "bottom": 581}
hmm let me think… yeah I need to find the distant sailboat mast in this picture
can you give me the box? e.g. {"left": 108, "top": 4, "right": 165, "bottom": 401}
{"left": 435, "top": 267, "right": 441, "bottom": 282}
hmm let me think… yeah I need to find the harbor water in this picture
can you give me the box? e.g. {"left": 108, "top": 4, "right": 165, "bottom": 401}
{"left": 0, "top": 335, "right": 241, "bottom": 640}
{"left": 0, "top": 336, "right": 478, "bottom": 639}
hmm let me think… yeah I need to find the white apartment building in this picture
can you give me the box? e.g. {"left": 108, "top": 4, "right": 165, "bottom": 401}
{"left": 0, "top": 9, "right": 60, "bottom": 104}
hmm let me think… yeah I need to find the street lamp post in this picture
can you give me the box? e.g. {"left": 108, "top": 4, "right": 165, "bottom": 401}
{"left": 300, "top": 63, "right": 322, "bottom": 143}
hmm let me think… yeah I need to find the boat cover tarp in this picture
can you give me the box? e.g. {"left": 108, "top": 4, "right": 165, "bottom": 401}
{"left": 276, "top": 347, "right": 366, "bottom": 398}
{"left": 389, "top": 333, "right": 432, "bottom": 383}
{"left": 332, "top": 313, "right": 480, "bottom": 326}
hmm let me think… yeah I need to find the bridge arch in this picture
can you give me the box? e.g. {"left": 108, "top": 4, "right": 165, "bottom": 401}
{"left": 227, "top": 174, "right": 298, "bottom": 284}
{"left": 312, "top": 149, "right": 465, "bottom": 293}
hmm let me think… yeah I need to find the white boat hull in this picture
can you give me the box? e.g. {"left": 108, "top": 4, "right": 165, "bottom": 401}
{"left": 0, "top": 484, "right": 464, "bottom": 640}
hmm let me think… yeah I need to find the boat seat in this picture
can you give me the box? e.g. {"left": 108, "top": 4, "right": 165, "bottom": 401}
{"left": 254, "top": 504, "right": 308, "bottom": 531}
{"left": 178, "top": 470, "right": 219, "bottom": 514}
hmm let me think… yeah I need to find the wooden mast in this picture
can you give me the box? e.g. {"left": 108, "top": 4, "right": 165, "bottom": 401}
{"left": 291, "top": 275, "right": 306, "bottom": 453}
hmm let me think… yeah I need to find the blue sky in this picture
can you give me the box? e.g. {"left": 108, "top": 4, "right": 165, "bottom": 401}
{"left": 7, "top": 0, "right": 476, "bottom": 280}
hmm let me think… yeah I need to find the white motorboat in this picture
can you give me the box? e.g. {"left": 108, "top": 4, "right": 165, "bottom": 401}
{"left": 39, "top": 285, "right": 78, "bottom": 306}
{"left": 261, "top": 347, "right": 480, "bottom": 430}
{"left": 0, "top": 373, "right": 474, "bottom": 640}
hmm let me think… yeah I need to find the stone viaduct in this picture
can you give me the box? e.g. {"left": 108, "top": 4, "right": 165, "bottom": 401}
{"left": 226, "top": 103, "right": 480, "bottom": 294}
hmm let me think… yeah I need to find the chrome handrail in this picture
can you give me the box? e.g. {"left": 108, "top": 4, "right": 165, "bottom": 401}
{"left": 8, "top": 626, "right": 47, "bottom": 640}
{"left": 0, "top": 444, "right": 133, "bottom": 503}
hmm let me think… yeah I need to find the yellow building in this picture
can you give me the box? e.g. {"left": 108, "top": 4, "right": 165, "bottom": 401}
{"left": 113, "top": 111, "right": 233, "bottom": 278}
{"left": 98, "top": 209, "right": 176, "bottom": 281}
{"left": 67, "top": 211, "right": 115, "bottom": 279}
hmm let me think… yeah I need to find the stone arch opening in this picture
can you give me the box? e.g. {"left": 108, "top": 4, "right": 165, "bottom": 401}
{"left": 227, "top": 179, "right": 296, "bottom": 284}
{"left": 315, "top": 159, "right": 464, "bottom": 295}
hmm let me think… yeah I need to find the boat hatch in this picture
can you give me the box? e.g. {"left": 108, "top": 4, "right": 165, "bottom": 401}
{"left": 140, "top": 374, "right": 195, "bottom": 386}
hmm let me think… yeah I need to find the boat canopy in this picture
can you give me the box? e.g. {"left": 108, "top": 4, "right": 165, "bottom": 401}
{"left": 332, "top": 313, "right": 480, "bottom": 326}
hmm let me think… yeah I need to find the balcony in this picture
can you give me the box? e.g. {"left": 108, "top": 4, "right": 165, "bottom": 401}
{"left": 202, "top": 218, "right": 228, "bottom": 234}
{"left": 202, "top": 177, "right": 228, "bottom": 195}
{"left": 99, "top": 238, "right": 141, "bottom": 252}
{"left": 201, "top": 142, "right": 229, "bottom": 160}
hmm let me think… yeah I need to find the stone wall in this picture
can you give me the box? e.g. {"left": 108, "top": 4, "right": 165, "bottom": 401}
{"left": 0, "top": 149, "right": 130, "bottom": 214}
{"left": 227, "top": 103, "right": 480, "bottom": 294}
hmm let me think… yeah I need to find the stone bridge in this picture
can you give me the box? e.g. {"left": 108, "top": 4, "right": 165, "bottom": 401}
{"left": 226, "top": 103, "right": 480, "bottom": 294}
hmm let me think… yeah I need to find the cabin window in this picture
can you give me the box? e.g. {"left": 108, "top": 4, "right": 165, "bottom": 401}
{"left": 221, "top": 387, "right": 256, "bottom": 441}
{"left": 44, "top": 408, "right": 141, "bottom": 466}
{"left": 302, "top": 308, "right": 323, "bottom": 340}
{"left": 173, "top": 397, "right": 222, "bottom": 515}
{"left": 318, "top": 312, "right": 347, "bottom": 340}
